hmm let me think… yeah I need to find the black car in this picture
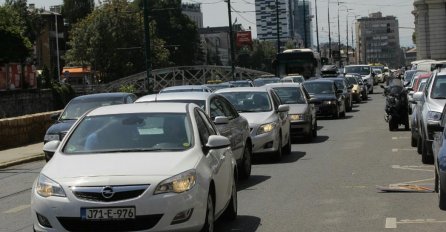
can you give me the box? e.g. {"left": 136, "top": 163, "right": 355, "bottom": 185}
{"left": 323, "top": 77, "right": 353, "bottom": 112}
{"left": 43, "top": 92, "right": 137, "bottom": 161}
{"left": 303, "top": 79, "right": 346, "bottom": 118}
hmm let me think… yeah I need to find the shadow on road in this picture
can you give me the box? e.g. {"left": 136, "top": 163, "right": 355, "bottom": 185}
{"left": 215, "top": 215, "right": 261, "bottom": 232}
{"left": 253, "top": 151, "right": 306, "bottom": 165}
{"left": 237, "top": 175, "right": 271, "bottom": 191}
{"left": 349, "top": 109, "right": 360, "bottom": 113}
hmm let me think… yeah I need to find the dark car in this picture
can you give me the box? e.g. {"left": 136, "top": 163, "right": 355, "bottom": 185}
{"left": 225, "top": 80, "right": 254, "bottom": 87}
{"left": 323, "top": 77, "right": 353, "bottom": 112}
{"left": 433, "top": 102, "right": 446, "bottom": 210}
{"left": 303, "top": 79, "right": 346, "bottom": 118}
{"left": 43, "top": 92, "right": 137, "bottom": 161}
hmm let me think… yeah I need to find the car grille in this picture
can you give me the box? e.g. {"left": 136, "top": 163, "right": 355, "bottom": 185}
{"left": 71, "top": 185, "right": 149, "bottom": 202}
{"left": 57, "top": 215, "right": 163, "bottom": 231}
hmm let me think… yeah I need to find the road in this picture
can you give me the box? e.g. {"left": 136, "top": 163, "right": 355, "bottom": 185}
{"left": 1, "top": 86, "right": 445, "bottom": 232}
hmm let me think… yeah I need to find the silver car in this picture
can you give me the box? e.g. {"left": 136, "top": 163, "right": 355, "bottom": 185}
{"left": 410, "top": 79, "right": 428, "bottom": 150}
{"left": 136, "top": 92, "right": 252, "bottom": 179}
{"left": 216, "top": 87, "right": 291, "bottom": 161}
{"left": 266, "top": 83, "right": 317, "bottom": 142}
{"left": 159, "top": 85, "right": 212, "bottom": 93}
{"left": 413, "top": 69, "right": 446, "bottom": 164}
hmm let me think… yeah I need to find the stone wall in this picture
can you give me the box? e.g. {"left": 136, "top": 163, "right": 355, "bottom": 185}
{"left": 0, "top": 111, "right": 61, "bottom": 150}
{"left": 0, "top": 89, "right": 55, "bottom": 119}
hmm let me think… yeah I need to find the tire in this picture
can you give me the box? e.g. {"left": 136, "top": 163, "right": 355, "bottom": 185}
{"left": 417, "top": 134, "right": 422, "bottom": 154}
{"left": 284, "top": 133, "right": 291, "bottom": 154}
{"left": 239, "top": 144, "right": 252, "bottom": 180}
{"left": 340, "top": 107, "right": 346, "bottom": 118}
{"left": 411, "top": 133, "right": 417, "bottom": 147}
{"left": 369, "top": 87, "right": 374, "bottom": 94}
{"left": 312, "top": 120, "right": 318, "bottom": 138}
{"left": 435, "top": 168, "right": 439, "bottom": 193}
{"left": 439, "top": 173, "right": 446, "bottom": 210}
{"left": 333, "top": 107, "right": 340, "bottom": 119}
{"left": 421, "top": 138, "right": 434, "bottom": 164}
{"left": 273, "top": 134, "right": 283, "bottom": 162}
{"left": 388, "top": 119, "right": 397, "bottom": 131}
{"left": 201, "top": 194, "right": 215, "bottom": 232}
{"left": 222, "top": 177, "right": 237, "bottom": 220}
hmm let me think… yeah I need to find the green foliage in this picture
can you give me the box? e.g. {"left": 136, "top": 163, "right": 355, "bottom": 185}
{"left": 62, "top": 0, "right": 94, "bottom": 27}
{"left": 64, "top": 0, "right": 170, "bottom": 82}
{"left": 5, "top": 0, "right": 44, "bottom": 44}
{"left": 118, "top": 84, "right": 136, "bottom": 93}
{"left": 51, "top": 82, "right": 76, "bottom": 109}
{"left": 236, "top": 40, "right": 276, "bottom": 73}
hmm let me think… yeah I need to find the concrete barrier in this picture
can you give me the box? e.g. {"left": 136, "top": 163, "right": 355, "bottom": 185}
{"left": 0, "top": 110, "right": 62, "bottom": 150}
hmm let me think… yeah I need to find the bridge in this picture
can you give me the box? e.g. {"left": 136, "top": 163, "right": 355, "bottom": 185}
{"left": 96, "top": 65, "right": 271, "bottom": 94}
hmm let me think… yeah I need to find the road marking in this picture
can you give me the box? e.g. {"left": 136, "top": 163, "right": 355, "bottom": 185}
{"left": 385, "top": 217, "right": 397, "bottom": 228}
{"left": 3, "top": 204, "right": 30, "bottom": 214}
{"left": 392, "top": 148, "right": 417, "bottom": 152}
{"left": 385, "top": 218, "right": 446, "bottom": 228}
{"left": 392, "top": 137, "right": 409, "bottom": 140}
{"left": 391, "top": 165, "right": 434, "bottom": 172}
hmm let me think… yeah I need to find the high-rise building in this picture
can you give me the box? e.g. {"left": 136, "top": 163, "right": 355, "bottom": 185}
{"left": 255, "top": 0, "right": 290, "bottom": 45}
{"left": 181, "top": 3, "right": 203, "bottom": 28}
{"left": 355, "top": 12, "right": 401, "bottom": 68}
{"left": 290, "top": 0, "right": 313, "bottom": 48}
{"left": 412, "top": 0, "right": 446, "bottom": 60}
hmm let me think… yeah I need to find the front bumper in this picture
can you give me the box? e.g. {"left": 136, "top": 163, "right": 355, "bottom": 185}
{"left": 31, "top": 183, "right": 207, "bottom": 232}
{"left": 290, "top": 121, "right": 311, "bottom": 136}
{"left": 250, "top": 128, "right": 280, "bottom": 155}
{"left": 313, "top": 103, "right": 337, "bottom": 116}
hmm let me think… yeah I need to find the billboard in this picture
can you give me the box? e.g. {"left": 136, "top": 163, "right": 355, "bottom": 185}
{"left": 236, "top": 31, "right": 253, "bottom": 48}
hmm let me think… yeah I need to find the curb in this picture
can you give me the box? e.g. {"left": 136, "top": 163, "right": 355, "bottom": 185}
{"left": 0, "top": 154, "right": 45, "bottom": 169}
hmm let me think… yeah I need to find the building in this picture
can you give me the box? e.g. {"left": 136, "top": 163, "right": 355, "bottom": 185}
{"left": 255, "top": 0, "right": 290, "bottom": 46}
{"left": 405, "top": 47, "right": 417, "bottom": 66}
{"left": 355, "top": 12, "right": 401, "bottom": 68}
{"left": 290, "top": 0, "right": 313, "bottom": 48}
{"left": 412, "top": 0, "right": 446, "bottom": 61}
{"left": 181, "top": 3, "right": 203, "bottom": 28}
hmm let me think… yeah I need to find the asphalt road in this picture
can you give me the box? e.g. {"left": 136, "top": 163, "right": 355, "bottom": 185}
{"left": 1, "top": 86, "right": 445, "bottom": 232}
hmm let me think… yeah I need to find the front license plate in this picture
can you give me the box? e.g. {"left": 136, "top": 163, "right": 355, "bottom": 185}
{"left": 81, "top": 207, "right": 135, "bottom": 220}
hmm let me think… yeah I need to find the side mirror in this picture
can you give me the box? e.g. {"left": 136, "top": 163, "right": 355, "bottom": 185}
{"left": 214, "top": 116, "right": 229, "bottom": 125}
{"left": 413, "top": 92, "right": 423, "bottom": 102}
{"left": 43, "top": 140, "right": 60, "bottom": 161}
{"left": 277, "top": 105, "right": 290, "bottom": 112}
{"left": 206, "top": 135, "right": 230, "bottom": 149}
{"left": 50, "top": 112, "right": 61, "bottom": 121}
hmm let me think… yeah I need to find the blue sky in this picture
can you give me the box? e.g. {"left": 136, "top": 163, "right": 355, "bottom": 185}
{"left": 0, "top": 0, "right": 415, "bottom": 47}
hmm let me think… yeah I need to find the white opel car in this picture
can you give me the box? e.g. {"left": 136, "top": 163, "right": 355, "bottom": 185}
{"left": 32, "top": 102, "right": 237, "bottom": 232}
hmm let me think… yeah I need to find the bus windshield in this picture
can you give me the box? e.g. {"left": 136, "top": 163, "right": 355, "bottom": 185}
{"left": 276, "top": 50, "right": 320, "bottom": 79}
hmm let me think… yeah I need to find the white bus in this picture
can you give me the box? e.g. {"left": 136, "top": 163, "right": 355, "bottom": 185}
{"left": 275, "top": 49, "right": 321, "bottom": 79}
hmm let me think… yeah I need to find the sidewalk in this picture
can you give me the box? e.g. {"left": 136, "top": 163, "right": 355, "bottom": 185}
{"left": 0, "top": 142, "right": 44, "bottom": 169}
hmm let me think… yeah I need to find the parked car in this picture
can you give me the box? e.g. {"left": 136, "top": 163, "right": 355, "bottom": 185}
{"left": 136, "top": 92, "right": 252, "bottom": 179}
{"left": 43, "top": 92, "right": 137, "bottom": 161}
{"left": 266, "top": 83, "right": 317, "bottom": 142}
{"left": 344, "top": 74, "right": 362, "bottom": 103}
{"left": 408, "top": 73, "right": 431, "bottom": 114}
{"left": 323, "top": 77, "right": 353, "bottom": 112}
{"left": 372, "top": 68, "right": 383, "bottom": 83}
{"left": 216, "top": 87, "right": 291, "bottom": 161}
{"left": 253, "top": 77, "right": 281, "bottom": 86}
{"left": 413, "top": 69, "right": 446, "bottom": 164}
{"left": 433, "top": 102, "right": 446, "bottom": 210}
{"left": 225, "top": 80, "right": 254, "bottom": 87}
{"left": 410, "top": 78, "right": 428, "bottom": 149}
{"left": 36, "top": 102, "right": 237, "bottom": 232}
{"left": 281, "top": 75, "right": 305, "bottom": 83}
{"left": 344, "top": 65, "right": 375, "bottom": 93}
{"left": 303, "top": 79, "right": 346, "bottom": 119}
{"left": 159, "top": 85, "right": 212, "bottom": 93}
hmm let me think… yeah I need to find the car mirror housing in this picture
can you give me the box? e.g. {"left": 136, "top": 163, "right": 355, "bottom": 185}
{"left": 206, "top": 135, "right": 230, "bottom": 149}
{"left": 277, "top": 105, "right": 290, "bottom": 112}
{"left": 51, "top": 113, "right": 60, "bottom": 121}
{"left": 43, "top": 140, "right": 61, "bottom": 154}
{"left": 413, "top": 92, "right": 423, "bottom": 101}
{"left": 214, "top": 116, "right": 229, "bottom": 125}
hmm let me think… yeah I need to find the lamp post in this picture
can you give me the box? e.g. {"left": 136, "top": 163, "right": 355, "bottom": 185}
{"left": 275, "top": 0, "right": 281, "bottom": 53}
{"left": 226, "top": 0, "right": 236, "bottom": 81}
{"left": 52, "top": 12, "right": 61, "bottom": 82}
{"left": 303, "top": 0, "right": 307, "bottom": 48}
{"left": 327, "top": 0, "right": 331, "bottom": 60}
{"left": 315, "top": 0, "right": 320, "bottom": 53}
{"left": 142, "top": 0, "right": 152, "bottom": 92}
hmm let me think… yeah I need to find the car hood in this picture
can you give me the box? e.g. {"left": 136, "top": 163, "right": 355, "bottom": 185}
{"left": 239, "top": 111, "right": 276, "bottom": 127}
{"left": 45, "top": 120, "right": 76, "bottom": 135}
{"left": 309, "top": 94, "right": 337, "bottom": 102}
{"left": 287, "top": 104, "right": 308, "bottom": 114}
{"left": 428, "top": 99, "right": 446, "bottom": 112}
{"left": 42, "top": 148, "right": 201, "bottom": 181}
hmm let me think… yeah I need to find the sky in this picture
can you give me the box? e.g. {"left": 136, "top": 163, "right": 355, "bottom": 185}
{"left": 0, "top": 0, "right": 415, "bottom": 47}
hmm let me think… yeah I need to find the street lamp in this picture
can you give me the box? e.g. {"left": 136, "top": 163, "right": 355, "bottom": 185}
{"left": 314, "top": 0, "right": 320, "bottom": 53}
{"left": 225, "top": 0, "right": 236, "bottom": 81}
{"left": 51, "top": 12, "right": 61, "bottom": 82}
{"left": 327, "top": 0, "right": 331, "bottom": 60}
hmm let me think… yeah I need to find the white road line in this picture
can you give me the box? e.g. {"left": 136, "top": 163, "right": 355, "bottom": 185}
{"left": 391, "top": 165, "right": 434, "bottom": 172}
{"left": 3, "top": 204, "right": 30, "bottom": 214}
{"left": 392, "top": 137, "right": 409, "bottom": 140}
{"left": 385, "top": 217, "right": 397, "bottom": 228}
{"left": 392, "top": 148, "right": 417, "bottom": 152}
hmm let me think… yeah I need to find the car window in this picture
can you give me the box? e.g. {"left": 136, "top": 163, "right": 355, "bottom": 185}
{"left": 219, "top": 92, "right": 272, "bottom": 112}
{"left": 218, "top": 97, "right": 238, "bottom": 120}
{"left": 270, "top": 91, "right": 281, "bottom": 109}
{"left": 210, "top": 97, "right": 226, "bottom": 120}
{"left": 430, "top": 75, "right": 446, "bottom": 99}
{"left": 303, "top": 82, "right": 335, "bottom": 94}
{"left": 60, "top": 98, "right": 124, "bottom": 120}
{"left": 273, "top": 87, "right": 306, "bottom": 104}
{"left": 195, "top": 110, "right": 212, "bottom": 145}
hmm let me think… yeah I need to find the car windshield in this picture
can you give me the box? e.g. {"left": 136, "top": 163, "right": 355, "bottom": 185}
{"left": 334, "top": 80, "right": 345, "bottom": 89}
{"left": 344, "top": 66, "right": 371, "bottom": 75}
{"left": 273, "top": 87, "right": 306, "bottom": 104}
{"left": 418, "top": 82, "right": 426, "bottom": 92}
{"left": 63, "top": 113, "right": 192, "bottom": 154}
{"left": 231, "top": 81, "right": 252, "bottom": 87}
{"left": 60, "top": 98, "right": 123, "bottom": 120}
{"left": 219, "top": 92, "right": 272, "bottom": 112}
{"left": 404, "top": 70, "right": 417, "bottom": 82}
{"left": 303, "top": 82, "right": 334, "bottom": 94}
{"left": 253, "top": 78, "right": 280, "bottom": 86}
{"left": 431, "top": 75, "right": 446, "bottom": 99}
{"left": 156, "top": 100, "right": 206, "bottom": 109}
{"left": 345, "top": 76, "right": 358, "bottom": 85}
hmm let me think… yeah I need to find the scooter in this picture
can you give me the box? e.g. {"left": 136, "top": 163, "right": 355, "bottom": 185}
{"left": 380, "top": 79, "right": 409, "bottom": 131}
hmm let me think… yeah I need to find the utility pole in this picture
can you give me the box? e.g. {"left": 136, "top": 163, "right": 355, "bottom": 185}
{"left": 346, "top": 13, "right": 349, "bottom": 64}
{"left": 328, "top": 0, "right": 332, "bottom": 60}
{"left": 315, "top": 0, "right": 320, "bottom": 53}
{"left": 142, "top": 0, "right": 152, "bottom": 92}
{"left": 275, "top": 0, "right": 281, "bottom": 54}
{"left": 226, "top": 0, "right": 236, "bottom": 81}
{"left": 337, "top": 0, "right": 341, "bottom": 65}
{"left": 303, "top": 0, "right": 307, "bottom": 48}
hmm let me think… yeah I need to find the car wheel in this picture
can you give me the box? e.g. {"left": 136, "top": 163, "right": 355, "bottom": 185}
{"left": 312, "top": 120, "right": 318, "bottom": 138}
{"left": 239, "top": 144, "right": 252, "bottom": 180}
{"left": 201, "top": 194, "right": 215, "bottom": 232}
{"left": 284, "top": 133, "right": 291, "bottom": 154}
{"left": 333, "top": 107, "right": 340, "bottom": 119}
{"left": 439, "top": 174, "right": 446, "bottom": 210}
{"left": 421, "top": 138, "right": 434, "bottom": 164}
{"left": 411, "top": 133, "right": 417, "bottom": 147}
{"left": 340, "top": 106, "right": 346, "bottom": 118}
{"left": 417, "top": 135, "right": 422, "bottom": 154}
{"left": 274, "top": 134, "right": 283, "bottom": 162}
{"left": 435, "top": 168, "right": 439, "bottom": 193}
{"left": 369, "top": 87, "right": 374, "bottom": 94}
{"left": 222, "top": 176, "right": 237, "bottom": 220}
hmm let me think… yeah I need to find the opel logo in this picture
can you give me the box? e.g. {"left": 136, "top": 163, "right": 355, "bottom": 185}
{"left": 101, "top": 186, "right": 115, "bottom": 199}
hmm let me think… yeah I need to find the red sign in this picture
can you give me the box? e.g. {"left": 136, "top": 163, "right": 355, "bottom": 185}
{"left": 236, "top": 31, "right": 253, "bottom": 48}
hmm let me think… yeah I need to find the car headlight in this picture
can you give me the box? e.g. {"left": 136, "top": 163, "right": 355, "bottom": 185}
{"left": 44, "top": 134, "right": 60, "bottom": 142}
{"left": 257, "top": 122, "right": 276, "bottom": 135}
{"left": 427, "top": 111, "right": 442, "bottom": 122}
{"left": 36, "top": 174, "right": 66, "bottom": 197}
{"left": 323, "top": 100, "right": 335, "bottom": 105}
{"left": 154, "top": 170, "right": 196, "bottom": 194}
{"left": 289, "top": 114, "right": 305, "bottom": 122}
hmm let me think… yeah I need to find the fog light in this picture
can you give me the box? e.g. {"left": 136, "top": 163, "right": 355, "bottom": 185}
{"left": 263, "top": 141, "right": 273, "bottom": 149}
{"left": 36, "top": 212, "right": 52, "bottom": 228}
{"left": 171, "top": 208, "right": 194, "bottom": 225}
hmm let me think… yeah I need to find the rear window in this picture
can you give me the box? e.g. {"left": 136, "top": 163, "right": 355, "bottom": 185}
{"left": 273, "top": 87, "right": 306, "bottom": 104}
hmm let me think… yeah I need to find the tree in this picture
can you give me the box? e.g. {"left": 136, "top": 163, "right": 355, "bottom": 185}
{"left": 62, "top": 0, "right": 94, "bottom": 27}
{"left": 0, "top": 4, "right": 31, "bottom": 62}
{"left": 5, "top": 0, "right": 43, "bottom": 44}
{"left": 64, "top": 0, "right": 170, "bottom": 82}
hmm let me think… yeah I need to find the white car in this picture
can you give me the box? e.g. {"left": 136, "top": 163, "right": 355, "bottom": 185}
{"left": 32, "top": 102, "right": 237, "bottom": 232}
{"left": 344, "top": 65, "right": 374, "bottom": 94}
{"left": 216, "top": 87, "right": 291, "bottom": 161}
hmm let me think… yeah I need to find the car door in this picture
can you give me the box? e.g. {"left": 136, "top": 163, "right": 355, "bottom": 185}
{"left": 195, "top": 109, "right": 232, "bottom": 212}
{"left": 302, "top": 86, "right": 316, "bottom": 126}
{"left": 209, "top": 97, "right": 236, "bottom": 153}
{"left": 270, "top": 90, "right": 289, "bottom": 145}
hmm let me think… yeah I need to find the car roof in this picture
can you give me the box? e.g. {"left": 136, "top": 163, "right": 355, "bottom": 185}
{"left": 215, "top": 87, "right": 268, "bottom": 93}
{"left": 304, "top": 79, "right": 335, "bottom": 83}
{"left": 161, "top": 85, "right": 208, "bottom": 90}
{"left": 344, "top": 65, "right": 370, "bottom": 67}
{"left": 87, "top": 102, "right": 192, "bottom": 116}
{"left": 265, "top": 83, "right": 302, "bottom": 88}
{"left": 72, "top": 92, "right": 132, "bottom": 101}
{"left": 136, "top": 92, "right": 215, "bottom": 103}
